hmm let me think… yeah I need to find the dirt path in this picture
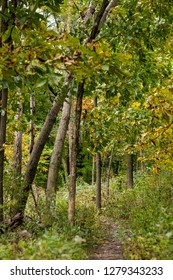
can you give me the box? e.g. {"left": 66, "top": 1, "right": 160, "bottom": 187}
{"left": 90, "top": 220, "right": 124, "bottom": 260}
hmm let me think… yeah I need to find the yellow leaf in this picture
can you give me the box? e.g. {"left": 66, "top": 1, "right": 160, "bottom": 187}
{"left": 131, "top": 101, "right": 141, "bottom": 109}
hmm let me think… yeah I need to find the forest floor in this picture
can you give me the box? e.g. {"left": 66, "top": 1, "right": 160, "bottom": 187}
{"left": 90, "top": 219, "right": 124, "bottom": 260}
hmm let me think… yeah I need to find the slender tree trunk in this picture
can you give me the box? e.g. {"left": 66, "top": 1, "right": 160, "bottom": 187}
{"left": 46, "top": 91, "right": 72, "bottom": 202}
{"left": 138, "top": 150, "right": 145, "bottom": 173}
{"left": 94, "top": 95, "right": 102, "bottom": 209}
{"left": 13, "top": 131, "right": 22, "bottom": 178}
{"left": 115, "top": 160, "right": 120, "bottom": 175}
{"left": 68, "top": 81, "right": 84, "bottom": 226}
{"left": 0, "top": 89, "right": 8, "bottom": 222}
{"left": 127, "top": 153, "right": 134, "bottom": 188}
{"left": 13, "top": 101, "right": 23, "bottom": 186}
{"left": 10, "top": 97, "right": 23, "bottom": 217}
{"left": 96, "top": 152, "right": 102, "bottom": 209}
{"left": 29, "top": 94, "right": 35, "bottom": 154}
{"left": 62, "top": 157, "right": 69, "bottom": 185}
{"left": 106, "top": 147, "right": 114, "bottom": 197}
{"left": 92, "top": 156, "right": 95, "bottom": 186}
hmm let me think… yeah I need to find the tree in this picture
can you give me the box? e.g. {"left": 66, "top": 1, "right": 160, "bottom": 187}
{"left": 126, "top": 154, "right": 133, "bottom": 188}
{"left": 68, "top": 82, "right": 84, "bottom": 226}
{"left": 46, "top": 90, "right": 72, "bottom": 203}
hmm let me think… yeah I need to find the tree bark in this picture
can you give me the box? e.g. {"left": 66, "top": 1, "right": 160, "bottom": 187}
{"left": 0, "top": 88, "right": 8, "bottom": 222}
{"left": 29, "top": 94, "right": 35, "bottom": 154}
{"left": 62, "top": 157, "right": 69, "bottom": 185}
{"left": 127, "top": 153, "right": 134, "bottom": 188}
{"left": 68, "top": 81, "right": 84, "bottom": 226}
{"left": 93, "top": 95, "right": 102, "bottom": 209}
{"left": 96, "top": 152, "right": 102, "bottom": 209}
{"left": 81, "top": 1, "right": 96, "bottom": 28}
{"left": 106, "top": 147, "right": 114, "bottom": 196}
{"left": 46, "top": 91, "right": 72, "bottom": 202}
{"left": 92, "top": 156, "right": 95, "bottom": 186}
{"left": 13, "top": 100, "right": 23, "bottom": 184}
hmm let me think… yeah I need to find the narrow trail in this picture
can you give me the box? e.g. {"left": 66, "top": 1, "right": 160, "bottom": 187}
{"left": 90, "top": 220, "right": 124, "bottom": 260}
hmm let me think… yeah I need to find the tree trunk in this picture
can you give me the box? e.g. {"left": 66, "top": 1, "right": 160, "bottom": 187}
{"left": 93, "top": 95, "right": 102, "bottom": 209}
{"left": 127, "top": 153, "right": 134, "bottom": 188}
{"left": 46, "top": 91, "right": 72, "bottom": 202}
{"left": 10, "top": 99, "right": 23, "bottom": 216}
{"left": 115, "top": 160, "right": 120, "bottom": 175}
{"left": 138, "top": 150, "right": 145, "bottom": 173}
{"left": 13, "top": 101, "right": 23, "bottom": 185}
{"left": 106, "top": 147, "right": 114, "bottom": 197}
{"left": 92, "top": 156, "right": 95, "bottom": 186}
{"left": 0, "top": 88, "right": 8, "bottom": 222}
{"left": 68, "top": 81, "right": 84, "bottom": 226}
{"left": 13, "top": 131, "right": 22, "bottom": 178}
{"left": 29, "top": 94, "right": 35, "bottom": 154}
{"left": 96, "top": 152, "right": 102, "bottom": 209}
{"left": 62, "top": 157, "right": 69, "bottom": 185}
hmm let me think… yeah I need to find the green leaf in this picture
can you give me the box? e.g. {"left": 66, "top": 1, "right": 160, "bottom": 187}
{"left": 11, "top": 26, "right": 20, "bottom": 44}
{"left": 35, "top": 78, "right": 47, "bottom": 88}
{"left": 102, "top": 65, "right": 109, "bottom": 71}
{"left": 2, "top": 25, "right": 13, "bottom": 42}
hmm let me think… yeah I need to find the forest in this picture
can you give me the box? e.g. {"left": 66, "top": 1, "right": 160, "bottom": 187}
{"left": 0, "top": 0, "right": 173, "bottom": 260}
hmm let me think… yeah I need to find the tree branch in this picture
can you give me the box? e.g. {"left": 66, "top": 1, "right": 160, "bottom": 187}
{"left": 83, "top": 1, "right": 96, "bottom": 25}
{"left": 87, "top": 0, "right": 118, "bottom": 42}
{"left": 98, "top": 0, "right": 118, "bottom": 32}
{"left": 89, "top": 0, "right": 109, "bottom": 41}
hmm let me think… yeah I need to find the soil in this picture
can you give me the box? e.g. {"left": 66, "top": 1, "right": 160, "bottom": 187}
{"left": 90, "top": 219, "right": 124, "bottom": 260}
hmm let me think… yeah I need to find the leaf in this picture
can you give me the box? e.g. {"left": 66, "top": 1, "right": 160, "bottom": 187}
{"left": 35, "top": 78, "right": 47, "bottom": 88}
{"left": 2, "top": 25, "right": 13, "bottom": 42}
{"left": 11, "top": 26, "right": 20, "bottom": 44}
{"left": 102, "top": 65, "right": 109, "bottom": 71}
{"left": 166, "top": 232, "right": 172, "bottom": 238}
{"left": 38, "top": 0, "right": 64, "bottom": 13}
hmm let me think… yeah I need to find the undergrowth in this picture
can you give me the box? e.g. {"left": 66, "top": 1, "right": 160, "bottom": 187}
{"left": 105, "top": 171, "right": 173, "bottom": 259}
{"left": 1, "top": 171, "right": 173, "bottom": 260}
{"left": 0, "top": 184, "right": 104, "bottom": 260}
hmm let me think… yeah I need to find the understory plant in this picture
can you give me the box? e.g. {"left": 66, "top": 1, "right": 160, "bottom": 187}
{"left": 106, "top": 172, "right": 173, "bottom": 259}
